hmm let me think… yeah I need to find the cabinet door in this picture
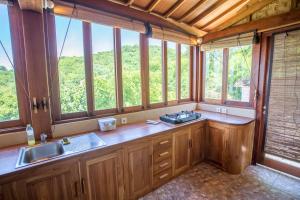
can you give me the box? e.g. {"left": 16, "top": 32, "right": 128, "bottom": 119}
{"left": 206, "top": 126, "right": 226, "bottom": 166}
{"left": 15, "top": 159, "right": 81, "bottom": 200}
{"left": 190, "top": 126, "right": 205, "bottom": 166}
{"left": 0, "top": 182, "right": 18, "bottom": 200}
{"left": 173, "top": 129, "right": 190, "bottom": 176}
{"left": 81, "top": 150, "right": 124, "bottom": 200}
{"left": 125, "top": 140, "right": 152, "bottom": 199}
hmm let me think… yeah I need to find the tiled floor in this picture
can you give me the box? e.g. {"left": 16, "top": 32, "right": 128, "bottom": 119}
{"left": 140, "top": 163, "right": 300, "bottom": 200}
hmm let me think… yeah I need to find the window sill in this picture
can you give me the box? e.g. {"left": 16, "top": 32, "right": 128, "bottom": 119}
{"left": 200, "top": 100, "right": 255, "bottom": 109}
{"left": 54, "top": 101, "right": 197, "bottom": 125}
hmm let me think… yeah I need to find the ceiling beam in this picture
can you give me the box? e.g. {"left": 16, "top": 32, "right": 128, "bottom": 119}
{"left": 202, "top": 9, "right": 300, "bottom": 43}
{"left": 164, "top": 0, "right": 186, "bottom": 18}
{"left": 189, "top": 0, "right": 229, "bottom": 26}
{"left": 18, "top": 0, "right": 43, "bottom": 12}
{"left": 178, "top": 0, "right": 208, "bottom": 22}
{"left": 146, "top": 0, "right": 162, "bottom": 12}
{"left": 212, "top": 0, "right": 275, "bottom": 31}
{"left": 126, "top": 0, "right": 135, "bottom": 6}
{"left": 58, "top": 0, "right": 184, "bottom": 32}
{"left": 200, "top": 0, "right": 249, "bottom": 30}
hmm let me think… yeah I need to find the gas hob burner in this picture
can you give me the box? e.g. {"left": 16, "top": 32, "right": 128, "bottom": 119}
{"left": 160, "top": 111, "right": 201, "bottom": 124}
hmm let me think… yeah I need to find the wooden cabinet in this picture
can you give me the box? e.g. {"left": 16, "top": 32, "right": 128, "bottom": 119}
{"left": 173, "top": 129, "right": 190, "bottom": 176}
{"left": 124, "top": 139, "right": 153, "bottom": 199}
{"left": 190, "top": 125, "right": 205, "bottom": 166}
{"left": 81, "top": 150, "right": 124, "bottom": 200}
{"left": 205, "top": 125, "right": 228, "bottom": 167}
{"left": 14, "top": 159, "right": 81, "bottom": 200}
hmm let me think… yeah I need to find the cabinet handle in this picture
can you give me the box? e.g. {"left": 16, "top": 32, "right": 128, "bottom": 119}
{"left": 81, "top": 178, "right": 85, "bottom": 194}
{"left": 159, "top": 162, "right": 169, "bottom": 168}
{"left": 159, "top": 173, "right": 169, "bottom": 179}
{"left": 74, "top": 181, "right": 79, "bottom": 197}
{"left": 159, "top": 151, "right": 169, "bottom": 157}
{"left": 159, "top": 140, "right": 169, "bottom": 145}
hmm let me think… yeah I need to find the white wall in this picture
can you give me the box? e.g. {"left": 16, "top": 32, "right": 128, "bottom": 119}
{"left": 197, "top": 103, "right": 256, "bottom": 118}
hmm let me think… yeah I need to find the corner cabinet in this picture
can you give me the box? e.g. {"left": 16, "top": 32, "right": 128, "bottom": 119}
{"left": 80, "top": 150, "right": 125, "bottom": 200}
{"left": 124, "top": 139, "right": 153, "bottom": 200}
{"left": 206, "top": 121, "right": 255, "bottom": 174}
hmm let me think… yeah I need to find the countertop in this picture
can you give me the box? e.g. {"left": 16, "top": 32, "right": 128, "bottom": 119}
{"left": 0, "top": 110, "right": 254, "bottom": 178}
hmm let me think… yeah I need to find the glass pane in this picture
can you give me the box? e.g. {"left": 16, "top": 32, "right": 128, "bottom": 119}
{"left": 121, "top": 29, "right": 141, "bottom": 107}
{"left": 181, "top": 44, "right": 190, "bottom": 99}
{"left": 205, "top": 49, "right": 223, "bottom": 99}
{"left": 149, "top": 38, "right": 162, "bottom": 104}
{"left": 167, "top": 42, "right": 177, "bottom": 101}
{"left": 0, "top": 5, "right": 19, "bottom": 121}
{"left": 92, "top": 23, "right": 116, "bottom": 110}
{"left": 227, "top": 45, "right": 252, "bottom": 102}
{"left": 55, "top": 16, "right": 87, "bottom": 113}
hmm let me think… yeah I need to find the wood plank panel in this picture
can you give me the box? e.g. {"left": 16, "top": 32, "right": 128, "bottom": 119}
{"left": 212, "top": 0, "right": 275, "bottom": 31}
{"left": 202, "top": 9, "right": 300, "bottom": 43}
{"left": 164, "top": 0, "right": 186, "bottom": 18}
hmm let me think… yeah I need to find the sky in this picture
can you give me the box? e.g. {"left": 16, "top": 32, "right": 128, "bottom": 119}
{"left": 56, "top": 15, "right": 142, "bottom": 58}
{"left": 0, "top": 5, "right": 14, "bottom": 69}
{"left": 0, "top": 7, "right": 175, "bottom": 68}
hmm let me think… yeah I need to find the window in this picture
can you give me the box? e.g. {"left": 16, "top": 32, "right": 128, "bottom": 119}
{"left": 203, "top": 45, "right": 253, "bottom": 106}
{"left": 227, "top": 45, "right": 252, "bottom": 102}
{"left": 0, "top": 5, "right": 19, "bottom": 122}
{"left": 167, "top": 42, "right": 177, "bottom": 101}
{"left": 121, "top": 29, "right": 141, "bottom": 107}
{"left": 149, "top": 38, "right": 163, "bottom": 104}
{"left": 204, "top": 49, "right": 223, "bottom": 100}
{"left": 55, "top": 16, "right": 87, "bottom": 114}
{"left": 180, "top": 44, "right": 190, "bottom": 99}
{"left": 92, "top": 23, "right": 116, "bottom": 110}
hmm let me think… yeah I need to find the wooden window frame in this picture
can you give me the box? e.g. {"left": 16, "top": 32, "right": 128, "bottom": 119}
{"left": 0, "top": 5, "right": 31, "bottom": 133}
{"left": 201, "top": 45, "right": 257, "bottom": 108}
{"left": 46, "top": 11, "right": 195, "bottom": 124}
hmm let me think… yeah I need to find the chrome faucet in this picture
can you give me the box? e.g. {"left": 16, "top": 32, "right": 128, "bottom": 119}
{"left": 40, "top": 133, "right": 47, "bottom": 144}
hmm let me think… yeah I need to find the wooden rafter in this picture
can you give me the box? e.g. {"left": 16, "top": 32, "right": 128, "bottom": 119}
{"left": 200, "top": 0, "right": 250, "bottom": 30}
{"left": 212, "top": 0, "right": 275, "bottom": 31}
{"left": 151, "top": 12, "right": 207, "bottom": 37}
{"left": 164, "top": 0, "right": 186, "bottom": 18}
{"left": 126, "top": 0, "right": 135, "bottom": 6}
{"left": 178, "top": 0, "right": 208, "bottom": 22}
{"left": 146, "top": 0, "right": 162, "bottom": 12}
{"left": 202, "top": 9, "right": 300, "bottom": 43}
{"left": 189, "top": 0, "right": 229, "bottom": 26}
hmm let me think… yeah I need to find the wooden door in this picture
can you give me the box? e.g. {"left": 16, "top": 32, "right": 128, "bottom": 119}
{"left": 81, "top": 150, "right": 124, "bottom": 200}
{"left": 206, "top": 126, "right": 226, "bottom": 166}
{"left": 125, "top": 140, "right": 153, "bottom": 199}
{"left": 173, "top": 129, "right": 190, "bottom": 176}
{"left": 190, "top": 125, "right": 205, "bottom": 166}
{"left": 15, "top": 159, "right": 81, "bottom": 200}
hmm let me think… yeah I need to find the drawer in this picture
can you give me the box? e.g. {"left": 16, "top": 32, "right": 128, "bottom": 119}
{"left": 153, "top": 148, "right": 172, "bottom": 163}
{"left": 153, "top": 168, "right": 172, "bottom": 188}
{"left": 154, "top": 158, "right": 172, "bottom": 174}
{"left": 153, "top": 135, "right": 173, "bottom": 152}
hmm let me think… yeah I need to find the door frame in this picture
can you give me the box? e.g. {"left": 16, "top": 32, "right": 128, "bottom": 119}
{"left": 253, "top": 24, "right": 300, "bottom": 177}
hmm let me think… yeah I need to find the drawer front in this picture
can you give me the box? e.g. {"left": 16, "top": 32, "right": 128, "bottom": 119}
{"left": 153, "top": 158, "right": 172, "bottom": 174}
{"left": 153, "top": 136, "right": 173, "bottom": 152}
{"left": 153, "top": 148, "right": 172, "bottom": 163}
{"left": 153, "top": 168, "right": 172, "bottom": 188}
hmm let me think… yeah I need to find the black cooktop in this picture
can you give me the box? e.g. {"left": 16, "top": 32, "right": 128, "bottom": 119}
{"left": 160, "top": 111, "right": 201, "bottom": 124}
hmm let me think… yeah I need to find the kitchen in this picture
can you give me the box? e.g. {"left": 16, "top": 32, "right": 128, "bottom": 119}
{"left": 0, "top": 0, "right": 300, "bottom": 199}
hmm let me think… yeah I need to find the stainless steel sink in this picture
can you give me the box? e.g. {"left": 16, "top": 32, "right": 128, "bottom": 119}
{"left": 16, "top": 142, "right": 65, "bottom": 167}
{"left": 16, "top": 133, "right": 106, "bottom": 168}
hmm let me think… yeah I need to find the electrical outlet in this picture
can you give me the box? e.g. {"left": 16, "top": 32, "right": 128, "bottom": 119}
{"left": 216, "top": 107, "right": 221, "bottom": 113}
{"left": 121, "top": 117, "right": 127, "bottom": 124}
{"left": 221, "top": 108, "right": 227, "bottom": 114}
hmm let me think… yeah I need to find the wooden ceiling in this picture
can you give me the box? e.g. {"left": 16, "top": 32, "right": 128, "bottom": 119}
{"left": 105, "top": 0, "right": 276, "bottom": 37}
